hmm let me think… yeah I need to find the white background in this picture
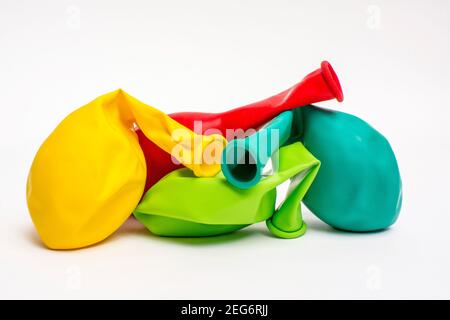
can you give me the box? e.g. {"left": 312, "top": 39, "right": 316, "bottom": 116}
{"left": 1, "top": 0, "right": 449, "bottom": 299}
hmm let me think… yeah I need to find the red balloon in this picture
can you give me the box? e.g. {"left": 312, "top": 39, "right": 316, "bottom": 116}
{"left": 138, "top": 61, "right": 344, "bottom": 192}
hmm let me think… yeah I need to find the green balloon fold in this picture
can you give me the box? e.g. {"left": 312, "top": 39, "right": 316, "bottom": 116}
{"left": 134, "top": 142, "right": 320, "bottom": 238}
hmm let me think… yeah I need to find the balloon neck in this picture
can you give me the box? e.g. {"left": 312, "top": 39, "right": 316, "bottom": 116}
{"left": 221, "top": 111, "right": 293, "bottom": 189}
{"left": 266, "top": 143, "right": 321, "bottom": 239}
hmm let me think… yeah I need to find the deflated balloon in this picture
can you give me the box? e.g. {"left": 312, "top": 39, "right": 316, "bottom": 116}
{"left": 138, "top": 61, "right": 343, "bottom": 192}
{"left": 134, "top": 142, "right": 320, "bottom": 239}
{"left": 292, "top": 105, "right": 402, "bottom": 232}
{"left": 27, "top": 90, "right": 226, "bottom": 249}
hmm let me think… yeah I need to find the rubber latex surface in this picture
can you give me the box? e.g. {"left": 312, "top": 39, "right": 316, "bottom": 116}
{"left": 221, "top": 111, "right": 293, "bottom": 189}
{"left": 138, "top": 61, "right": 343, "bottom": 191}
{"left": 293, "top": 106, "right": 402, "bottom": 232}
{"left": 134, "top": 142, "right": 320, "bottom": 238}
{"left": 26, "top": 90, "right": 226, "bottom": 249}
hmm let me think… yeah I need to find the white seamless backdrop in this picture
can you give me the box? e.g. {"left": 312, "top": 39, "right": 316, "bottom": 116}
{"left": 0, "top": 0, "right": 449, "bottom": 299}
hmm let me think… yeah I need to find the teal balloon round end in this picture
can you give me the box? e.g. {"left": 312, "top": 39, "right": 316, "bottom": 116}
{"left": 298, "top": 106, "right": 402, "bottom": 232}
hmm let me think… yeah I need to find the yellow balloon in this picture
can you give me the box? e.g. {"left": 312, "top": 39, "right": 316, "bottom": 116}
{"left": 27, "top": 90, "right": 226, "bottom": 249}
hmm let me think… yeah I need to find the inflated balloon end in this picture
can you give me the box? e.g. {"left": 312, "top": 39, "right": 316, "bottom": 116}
{"left": 26, "top": 61, "right": 402, "bottom": 250}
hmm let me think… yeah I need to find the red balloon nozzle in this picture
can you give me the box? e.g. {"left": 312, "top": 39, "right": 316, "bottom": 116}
{"left": 321, "top": 61, "right": 344, "bottom": 102}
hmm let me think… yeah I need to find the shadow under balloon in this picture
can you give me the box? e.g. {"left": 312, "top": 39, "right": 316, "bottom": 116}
{"left": 25, "top": 216, "right": 392, "bottom": 251}
{"left": 304, "top": 218, "right": 393, "bottom": 237}
{"left": 106, "top": 216, "right": 264, "bottom": 247}
{"left": 24, "top": 226, "right": 47, "bottom": 249}
{"left": 114, "top": 216, "right": 392, "bottom": 245}
{"left": 24, "top": 217, "right": 148, "bottom": 251}
{"left": 25, "top": 217, "right": 260, "bottom": 250}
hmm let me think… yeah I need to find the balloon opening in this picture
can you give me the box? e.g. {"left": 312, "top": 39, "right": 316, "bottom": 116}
{"left": 321, "top": 61, "right": 344, "bottom": 102}
{"left": 222, "top": 145, "right": 260, "bottom": 188}
{"left": 228, "top": 150, "right": 257, "bottom": 182}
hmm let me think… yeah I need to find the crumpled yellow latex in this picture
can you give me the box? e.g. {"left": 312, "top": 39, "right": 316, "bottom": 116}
{"left": 26, "top": 89, "right": 226, "bottom": 249}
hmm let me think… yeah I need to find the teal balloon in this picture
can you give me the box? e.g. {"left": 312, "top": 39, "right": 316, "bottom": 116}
{"left": 222, "top": 111, "right": 293, "bottom": 189}
{"left": 291, "top": 105, "right": 402, "bottom": 232}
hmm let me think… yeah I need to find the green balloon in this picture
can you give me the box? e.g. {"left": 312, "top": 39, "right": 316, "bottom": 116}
{"left": 134, "top": 142, "right": 320, "bottom": 238}
{"left": 292, "top": 105, "right": 402, "bottom": 232}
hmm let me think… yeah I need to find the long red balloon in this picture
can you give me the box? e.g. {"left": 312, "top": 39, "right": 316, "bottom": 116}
{"left": 138, "top": 61, "right": 344, "bottom": 192}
